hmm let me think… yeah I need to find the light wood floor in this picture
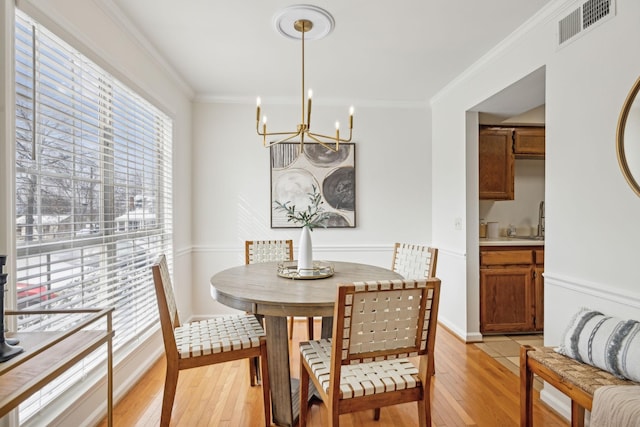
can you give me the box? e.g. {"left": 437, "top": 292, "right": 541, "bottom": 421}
{"left": 97, "top": 321, "right": 567, "bottom": 426}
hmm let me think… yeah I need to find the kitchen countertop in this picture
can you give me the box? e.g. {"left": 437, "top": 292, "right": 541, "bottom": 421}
{"left": 479, "top": 237, "right": 544, "bottom": 246}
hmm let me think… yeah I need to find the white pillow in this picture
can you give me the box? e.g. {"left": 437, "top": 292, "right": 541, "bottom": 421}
{"left": 556, "top": 307, "right": 640, "bottom": 383}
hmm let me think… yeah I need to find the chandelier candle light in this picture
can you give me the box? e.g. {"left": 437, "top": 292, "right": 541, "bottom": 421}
{"left": 256, "top": 5, "right": 353, "bottom": 153}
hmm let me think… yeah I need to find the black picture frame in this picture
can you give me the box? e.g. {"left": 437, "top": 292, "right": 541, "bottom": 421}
{"left": 270, "top": 142, "right": 356, "bottom": 228}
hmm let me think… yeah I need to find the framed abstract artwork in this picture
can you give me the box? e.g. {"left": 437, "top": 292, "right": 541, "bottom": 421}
{"left": 270, "top": 143, "right": 356, "bottom": 228}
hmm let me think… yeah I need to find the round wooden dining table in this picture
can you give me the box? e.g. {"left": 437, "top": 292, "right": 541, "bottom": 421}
{"left": 210, "top": 260, "right": 402, "bottom": 427}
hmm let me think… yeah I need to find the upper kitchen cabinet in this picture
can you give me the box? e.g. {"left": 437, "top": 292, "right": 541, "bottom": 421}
{"left": 479, "top": 126, "right": 545, "bottom": 200}
{"left": 513, "top": 127, "right": 545, "bottom": 158}
{"left": 479, "top": 127, "right": 515, "bottom": 200}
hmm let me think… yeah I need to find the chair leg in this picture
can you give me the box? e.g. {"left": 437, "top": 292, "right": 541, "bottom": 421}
{"left": 428, "top": 352, "right": 435, "bottom": 377}
{"left": 520, "top": 346, "right": 534, "bottom": 427}
{"left": 249, "top": 357, "right": 261, "bottom": 386}
{"left": 160, "top": 364, "right": 179, "bottom": 427}
{"left": 571, "top": 401, "right": 585, "bottom": 427}
{"left": 259, "top": 341, "right": 271, "bottom": 427}
{"left": 307, "top": 317, "right": 314, "bottom": 340}
{"left": 299, "top": 355, "right": 310, "bottom": 427}
{"left": 329, "top": 405, "right": 340, "bottom": 427}
{"left": 432, "top": 353, "right": 436, "bottom": 376}
{"left": 417, "top": 355, "right": 433, "bottom": 427}
{"left": 289, "top": 317, "right": 294, "bottom": 339}
{"left": 417, "top": 381, "right": 432, "bottom": 427}
{"left": 251, "top": 313, "right": 263, "bottom": 385}
{"left": 374, "top": 408, "right": 381, "bottom": 420}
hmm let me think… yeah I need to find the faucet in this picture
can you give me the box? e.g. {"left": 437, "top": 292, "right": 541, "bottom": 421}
{"left": 537, "top": 201, "right": 545, "bottom": 238}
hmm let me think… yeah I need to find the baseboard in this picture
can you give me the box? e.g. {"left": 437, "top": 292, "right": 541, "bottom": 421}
{"left": 437, "top": 317, "right": 483, "bottom": 343}
{"left": 539, "top": 387, "right": 572, "bottom": 422}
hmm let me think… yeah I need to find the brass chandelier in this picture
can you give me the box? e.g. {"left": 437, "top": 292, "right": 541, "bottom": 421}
{"left": 256, "top": 6, "right": 353, "bottom": 153}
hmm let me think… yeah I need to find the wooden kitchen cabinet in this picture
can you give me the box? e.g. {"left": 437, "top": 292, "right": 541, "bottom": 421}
{"left": 479, "top": 126, "right": 545, "bottom": 200}
{"left": 479, "top": 127, "right": 514, "bottom": 200}
{"left": 534, "top": 249, "right": 544, "bottom": 331}
{"left": 514, "top": 127, "right": 545, "bottom": 158}
{"left": 480, "top": 247, "right": 544, "bottom": 334}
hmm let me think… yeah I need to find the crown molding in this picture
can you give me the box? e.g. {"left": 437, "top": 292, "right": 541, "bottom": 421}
{"left": 15, "top": 0, "right": 195, "bottom": 105}
{"left": 194, "top": 94, "right": 428, "bottom": 110}
{"left": 430, "top": 0, "right": 573, "bottom": 106}
{"left": 94, "top": 0, "right": 195, "bottom": 99}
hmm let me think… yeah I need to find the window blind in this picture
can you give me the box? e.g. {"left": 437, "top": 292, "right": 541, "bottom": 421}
{"left": 14, "top": 9, "right": 173, "bottom": 422}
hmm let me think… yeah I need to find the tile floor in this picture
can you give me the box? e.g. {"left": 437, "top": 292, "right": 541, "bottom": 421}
{"left": 474, "top": 334, "right": 545, "bottom": 390}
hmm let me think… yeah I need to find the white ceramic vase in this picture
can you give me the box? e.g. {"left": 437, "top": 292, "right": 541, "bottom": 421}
{"left": 298, "top": 225, "right": 313, "bottom": 276}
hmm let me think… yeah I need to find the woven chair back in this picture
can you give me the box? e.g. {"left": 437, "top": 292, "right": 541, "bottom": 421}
{"left": 153, "top": 254, "right": 178, "bottom": 328}
{"left": 334, "top": 279, "right": 440, "bottom": 365}
{"left": 245, "top": 240, "right": 293, "bottom": 265}
{"left": 391, "top": 243, "right": 438, "bottom": 279}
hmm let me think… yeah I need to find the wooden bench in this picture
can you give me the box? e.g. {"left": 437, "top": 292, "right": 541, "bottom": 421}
{"left": 520, "top": 345, "right": 636, "bottom": 427}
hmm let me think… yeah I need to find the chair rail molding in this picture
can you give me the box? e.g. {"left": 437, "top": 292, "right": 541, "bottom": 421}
{"left": 544, "top": 272, "right": 640, "bottom": 309}
{"left": 191, "top": 243, "right": 396, "bottom": 254}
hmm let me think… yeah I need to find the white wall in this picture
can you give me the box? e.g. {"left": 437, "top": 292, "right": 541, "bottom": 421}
{"left": 1, "top": 1, "right": 194, "bottom": 425}
{"left": 543, "top": 0, "right": 640, "bottom": 332}
{"left": 432, "top": 0, "right": 640, "bottom": 417}
{"left": 191, "top": 101, "right": 432, "bottom": 316}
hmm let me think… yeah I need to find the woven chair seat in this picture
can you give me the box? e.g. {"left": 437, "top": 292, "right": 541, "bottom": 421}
{"left": 174, "top": 315, "right": 265, "bottom": 358}
{"left": 527, "top": 346, "right": 634, "bottom": 395}
{"left": 300, "top": 338, "right": 420, "bottom": 399}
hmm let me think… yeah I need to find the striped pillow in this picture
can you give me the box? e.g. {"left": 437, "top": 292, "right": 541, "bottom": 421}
{"left": 556, "top": 308, "right": 640, "bottom": 382}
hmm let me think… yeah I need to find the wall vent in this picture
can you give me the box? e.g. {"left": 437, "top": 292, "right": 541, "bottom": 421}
{"left": 559, "top": 8, "right": 581, "bottom": 44}
{"left": 583, "top": 0, "right": 611, "bottom": 29}
{"left": 558, "top": 0, "right": 615, "bottom": 47}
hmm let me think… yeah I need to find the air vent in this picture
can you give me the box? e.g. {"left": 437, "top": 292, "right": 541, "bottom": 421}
{"left": 559, "top": 8, "right": 581, "bottom": 44}
{"left": 558, "top": 0, "right": 614, "bottom": 47}
{"left": 583, "top": 0, "right": 611, "bottom": 29}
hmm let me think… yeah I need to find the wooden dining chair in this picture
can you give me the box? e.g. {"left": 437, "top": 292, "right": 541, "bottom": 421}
{"left": 391, "top": 243, "right": 439, "bottom": 382}
{"left": 245, "top": 239, "right": 313, "bottom": 386}
{"left": 391, "top": 243, "right": 438, "bottom": 280}
{"left": 245, "top": 240, "right": 314, "bottom": 339}
{"left": 299, "top": 278, "right": 441, "bottom": 427}
{"left": 151, "top": 255, "right": 270, "bottom": 427}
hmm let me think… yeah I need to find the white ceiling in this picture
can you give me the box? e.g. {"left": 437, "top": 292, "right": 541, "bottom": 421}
{"left": 107, "top": 0, "right": 551, "bottom": 107}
